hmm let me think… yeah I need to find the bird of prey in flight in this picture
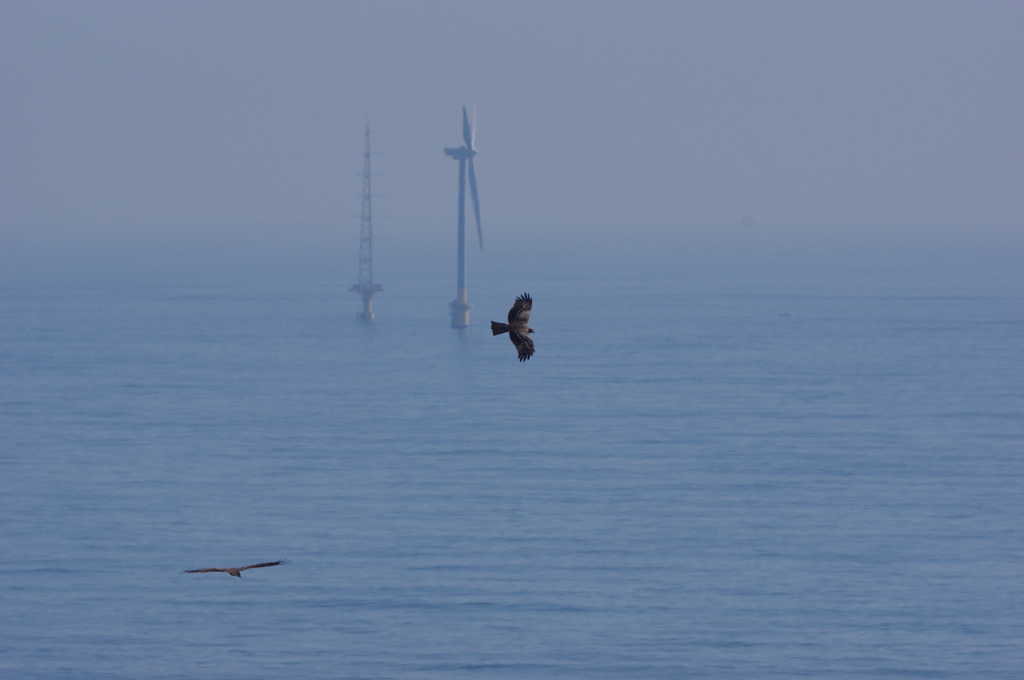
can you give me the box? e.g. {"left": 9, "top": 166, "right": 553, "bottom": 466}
{"left": 182, "top": 560, "right": 288, "bottom": 578}
{"left": 492, "top": 293, "right": 535, "bottom": 361}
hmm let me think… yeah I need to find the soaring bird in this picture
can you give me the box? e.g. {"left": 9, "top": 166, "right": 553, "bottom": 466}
{"left": 182, "top": 560, "right": 288, "bottom": 578}
{"left": 491, "top": 293, "right": 535, "bottom": 361}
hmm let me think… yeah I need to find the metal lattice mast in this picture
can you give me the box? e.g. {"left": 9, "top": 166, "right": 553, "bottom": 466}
{"left": 350, "top": 122, "right": 382, "bottom": 320}
{"left": 358, "top": 124, "right": 373, "bottom": 287}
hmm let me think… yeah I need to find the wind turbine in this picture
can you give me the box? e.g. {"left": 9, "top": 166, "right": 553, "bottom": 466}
{"left": 444, "top": 106, "right": 483, "bottom": 328}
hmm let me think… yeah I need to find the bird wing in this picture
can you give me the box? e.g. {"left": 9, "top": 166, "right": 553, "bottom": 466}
{"left": 238, "top": 560, "right": 287, "bottom": 571}
{"left": 507, "top": 293, "right": 532, "bottom": 324}
{"left": 509, "top": 329, "right": 535, "bottom": 361}
{"left": 183, "top": 568, "right": 227, "bottom": 574}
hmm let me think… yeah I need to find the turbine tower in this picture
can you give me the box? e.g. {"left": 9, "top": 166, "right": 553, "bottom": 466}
{"left": 444, "top": 106, "right": 482, "bottom": 328}
{"left": 350, "top": 123, "right": 382, "bottom": 320}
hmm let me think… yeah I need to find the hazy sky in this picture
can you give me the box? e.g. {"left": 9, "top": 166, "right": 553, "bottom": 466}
{"left": 2, "top": 1, "right": 1021, "bottom": 258}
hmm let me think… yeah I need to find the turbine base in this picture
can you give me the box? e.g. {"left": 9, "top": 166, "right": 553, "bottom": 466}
{"left": 450, "top": 294, "right": 472, "bottom": 328}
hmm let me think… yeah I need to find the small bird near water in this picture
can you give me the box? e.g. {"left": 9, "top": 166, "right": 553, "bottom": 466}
{"left": 182, "top": 560, "right": 288, "bottom": 578}
{"left": 492, "top": 293, "right": 535, "bottom": 361}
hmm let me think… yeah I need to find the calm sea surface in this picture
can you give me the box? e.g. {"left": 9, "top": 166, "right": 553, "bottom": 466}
{"left": 2, "top": 253, "right": 1022, "bottom": 678}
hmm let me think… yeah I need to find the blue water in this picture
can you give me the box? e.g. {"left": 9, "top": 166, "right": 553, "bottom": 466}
{"left": 2, "top": 253, "right": 1022, "bottom": 678}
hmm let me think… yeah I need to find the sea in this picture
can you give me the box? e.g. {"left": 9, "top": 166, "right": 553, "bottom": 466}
{"left": 1, "top": 243, "right": 1022, "bottom": 679}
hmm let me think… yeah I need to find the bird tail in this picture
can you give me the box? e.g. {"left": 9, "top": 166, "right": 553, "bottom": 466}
{"left": 491, "top": 321, "right": 509, "bottom": 335}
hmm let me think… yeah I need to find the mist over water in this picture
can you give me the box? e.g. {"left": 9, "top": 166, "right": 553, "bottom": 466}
{"left": 2, "top": 241, "right": 1022, "bottom": 679}
{"left": 3, "top": 2, "right": 1022, "bottom": 252}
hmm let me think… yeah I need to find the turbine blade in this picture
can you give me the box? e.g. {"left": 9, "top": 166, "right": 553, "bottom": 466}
{"left": 468, "top": 156, "right": 482, "bottom": 250}
{"left": 470, "top": 105, "right": 477, "bottom": 149}
{"left": 462, "top": 106, "right": 472, "bottom": 148}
